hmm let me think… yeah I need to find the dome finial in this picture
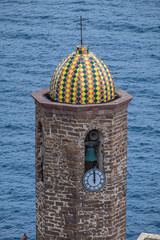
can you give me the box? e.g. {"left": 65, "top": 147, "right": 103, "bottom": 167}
{"left": 74, "top": 16, "right": 88, "bottom": 46}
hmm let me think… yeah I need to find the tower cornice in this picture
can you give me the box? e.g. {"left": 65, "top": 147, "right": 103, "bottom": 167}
{"left": 31, "top": 87, "right": 133, "bottom": 115}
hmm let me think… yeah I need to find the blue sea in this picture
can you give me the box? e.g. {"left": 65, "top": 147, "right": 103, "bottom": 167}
{"left": 0, "top": 0, "right": 160, "bottom": 239}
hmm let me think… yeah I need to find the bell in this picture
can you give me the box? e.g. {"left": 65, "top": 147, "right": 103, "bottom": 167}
{"left": 85, "top": 147, "right": 97, "bottom": 162}
{"left": 89, "top": 130, "right": 99, "bottom": 141}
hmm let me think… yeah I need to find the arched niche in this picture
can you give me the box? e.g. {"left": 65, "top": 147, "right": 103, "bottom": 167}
{"left": 84, "top": 129, "right": 104, "bottom": 173}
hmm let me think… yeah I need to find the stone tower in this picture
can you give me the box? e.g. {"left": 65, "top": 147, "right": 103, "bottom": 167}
{"left": 31, "top": 45, "right": 132, "bottom": 240}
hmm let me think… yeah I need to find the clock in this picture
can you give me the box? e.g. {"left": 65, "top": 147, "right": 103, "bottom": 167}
{"left": 83, "top": 167, "right": 106, "bottom": 192}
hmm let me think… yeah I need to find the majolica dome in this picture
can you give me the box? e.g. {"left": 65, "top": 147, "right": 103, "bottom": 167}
{"left": 50, "top": 46, "right": 115, "bottom": 104}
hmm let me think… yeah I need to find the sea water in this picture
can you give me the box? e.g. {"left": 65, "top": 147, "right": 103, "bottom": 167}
{"left": 0, "top": 0, "right": 160, "bottom": 239}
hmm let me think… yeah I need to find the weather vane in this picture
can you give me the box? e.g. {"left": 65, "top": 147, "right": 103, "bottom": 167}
{"left": 74, "top": 16, "right": 88, "bottom": 46}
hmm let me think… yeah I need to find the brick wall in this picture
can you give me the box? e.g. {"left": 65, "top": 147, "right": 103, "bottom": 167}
{"left": 32, "top": 88, "right": 132, "bottom": 240}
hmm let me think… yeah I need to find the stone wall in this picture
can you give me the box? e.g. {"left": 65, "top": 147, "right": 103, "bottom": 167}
{"left": 35, "top": 102, "right": 128, "bottom": 240}
{"left": 32, "top": 87, "right": 132, "bottom": 240}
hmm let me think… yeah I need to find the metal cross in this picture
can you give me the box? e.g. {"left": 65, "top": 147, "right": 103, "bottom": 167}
{"left": 74, "top": 16, "right": 88, "bottom": 46}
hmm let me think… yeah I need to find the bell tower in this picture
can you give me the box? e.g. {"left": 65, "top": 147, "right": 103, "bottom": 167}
{"left": 31, "top": 45, "right": 132, "bottom": 240}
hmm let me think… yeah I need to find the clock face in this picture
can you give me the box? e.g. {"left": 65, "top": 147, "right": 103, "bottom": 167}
{"left": 83, "top": 168, "right": 106, "bottom": 192}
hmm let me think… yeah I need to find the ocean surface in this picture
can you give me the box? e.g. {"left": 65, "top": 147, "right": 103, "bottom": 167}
{"left": 0, "top": 0, "right": 160, "bottom": 239}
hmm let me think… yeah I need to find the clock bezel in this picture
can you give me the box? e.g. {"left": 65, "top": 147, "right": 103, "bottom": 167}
{"left": 82, "top": 168, "right": 106, "bottom": 192}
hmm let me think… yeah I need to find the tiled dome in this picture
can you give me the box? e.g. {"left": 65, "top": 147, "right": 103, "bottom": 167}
{"left": 50, "top": 46, "right": 115, "bottom": 104}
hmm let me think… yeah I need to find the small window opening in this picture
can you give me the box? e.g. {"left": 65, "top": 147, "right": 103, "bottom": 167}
{"left": 38, "top": 122, "right": 44, "bottom": 182}
{"left": 84, "top": 130, "right": 104, "bottom": 173}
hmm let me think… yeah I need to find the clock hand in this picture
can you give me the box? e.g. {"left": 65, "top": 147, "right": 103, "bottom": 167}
{"left": 93, "top": 168, "right": 96, "bottom": 184}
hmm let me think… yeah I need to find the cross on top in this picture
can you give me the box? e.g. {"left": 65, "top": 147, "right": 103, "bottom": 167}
{"left": 74, "top": 16, "right": 88, "bottom": 46}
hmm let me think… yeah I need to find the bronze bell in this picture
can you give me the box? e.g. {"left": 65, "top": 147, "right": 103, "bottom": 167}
{"left": 85, "top": 147, "right": 97, "bottom": 162}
